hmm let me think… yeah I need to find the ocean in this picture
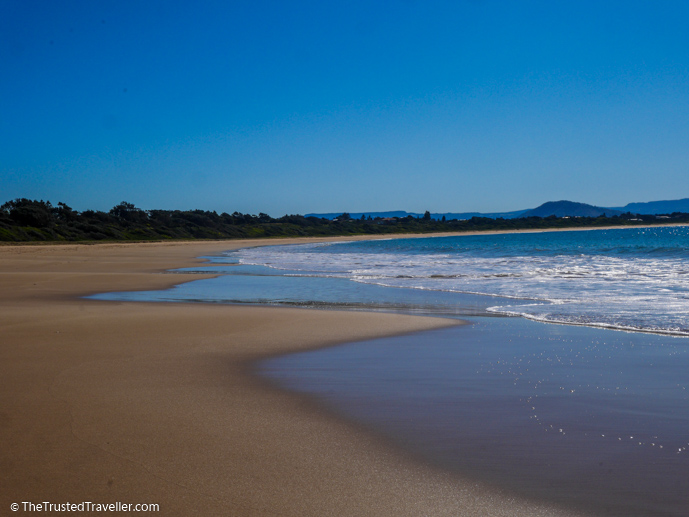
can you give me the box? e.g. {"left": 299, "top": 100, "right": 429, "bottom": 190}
{"left": 92, "top": 226, "right": 689, "bottom": 515}
{"left": 231, "top": 226, "right": 689, "bottom": 335}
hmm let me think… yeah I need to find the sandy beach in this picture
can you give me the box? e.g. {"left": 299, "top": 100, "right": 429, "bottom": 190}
{"left": 0, "top": 238, "right": 588, "bottom": 516}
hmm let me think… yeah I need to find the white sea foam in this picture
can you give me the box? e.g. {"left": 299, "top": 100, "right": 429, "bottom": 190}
{"left": 231, "top": 231, "right": 689, "bottom": 335}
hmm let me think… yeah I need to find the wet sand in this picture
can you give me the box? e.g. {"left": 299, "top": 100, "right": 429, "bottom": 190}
{"left": 0, "top": 239, "right": 588, "bottom": 516}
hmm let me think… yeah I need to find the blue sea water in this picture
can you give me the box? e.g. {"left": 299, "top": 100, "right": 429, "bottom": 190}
{"left": 92, "top": 226, "right": 689, "bottom": 515}
{"left": 231, "top": 226, "right": 689, "bottom": 335}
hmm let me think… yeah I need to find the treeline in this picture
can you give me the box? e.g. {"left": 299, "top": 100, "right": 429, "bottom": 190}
{"left": 1, "top": 198, "right": 688, "bottom": 242}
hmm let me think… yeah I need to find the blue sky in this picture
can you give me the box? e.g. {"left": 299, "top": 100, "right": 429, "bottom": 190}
{"left": 2, "top": 1, "right": 689, "bottom": 216}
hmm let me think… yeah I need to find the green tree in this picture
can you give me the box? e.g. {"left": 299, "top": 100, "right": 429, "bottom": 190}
{"left": 2, "top": 199, "right": 53, "bottom": 227}
{"left": 110, "top": 201, "right": 147, "bottom": 223}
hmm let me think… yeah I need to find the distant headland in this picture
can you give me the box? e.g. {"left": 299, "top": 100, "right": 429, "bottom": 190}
{"left": 2, "top": 197, "right": 688, "bottom": 242}
{"left": 307, "top": 198, "right": 689, "bottom": 221}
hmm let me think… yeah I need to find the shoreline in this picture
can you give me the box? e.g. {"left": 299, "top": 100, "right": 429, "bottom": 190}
{"left": 1, "top": 238, "right": 589, "bottom": 516}
{"left": 1, "top": 220, "right": 687, "bottom": 250}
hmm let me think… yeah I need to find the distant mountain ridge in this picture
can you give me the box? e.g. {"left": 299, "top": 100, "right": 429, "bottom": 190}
{"left": 305, "top": 209, "right": 528, "bottom": 220}
{"left": 613, "top": 198, "right": 689, "bottom": 215}
{"left": 522, "top": 201, "right": 622, "bottom": 218}
{"left": 306, "top": 197, "right": 689, "bottom": 220}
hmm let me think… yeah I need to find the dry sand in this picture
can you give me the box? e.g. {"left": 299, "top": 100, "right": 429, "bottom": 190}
{"left": 0, "top": 239, "right": 588, "bottom": 516}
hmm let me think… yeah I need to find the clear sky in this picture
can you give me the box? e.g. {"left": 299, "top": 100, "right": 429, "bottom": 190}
{"left": 2, "top": 0, "right": 689, "bottom": 216}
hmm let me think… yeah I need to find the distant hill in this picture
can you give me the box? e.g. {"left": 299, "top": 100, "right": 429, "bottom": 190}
{"left": 305, "top": 209, "right": 528, "bottom": 220}
{"left": 433, "top": 209, "right": 529, "bottom": 220}
{"left": 612, "top": 198, "right": 689, "bottom": 215}
{"left": 306, "top": 211, "right": 411, "bottom": 220}
{"left": 522, "top": 201, "right": 622, "bottom": 218}
{"left": 307, "top": 197, "right": 689, "bottom": 221}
